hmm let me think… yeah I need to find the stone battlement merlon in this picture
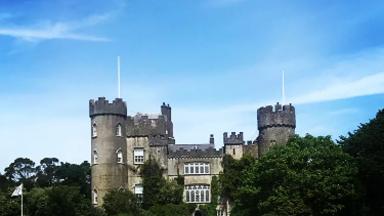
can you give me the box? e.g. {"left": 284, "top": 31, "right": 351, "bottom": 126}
{"left": 89, "top": 97, "right": 127, "bottom": 117}
{"left": 257, "top": 102, "right": 296, "bottom": 130}
{"left": 223, "top": 132, "right": 244, "bottom": 145}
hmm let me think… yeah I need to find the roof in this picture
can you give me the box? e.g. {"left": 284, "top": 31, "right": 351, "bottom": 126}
{"left": 168, "top": 143, "right": 223, "bottom": 159}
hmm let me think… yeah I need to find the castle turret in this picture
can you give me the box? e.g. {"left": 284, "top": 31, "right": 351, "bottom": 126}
{"left": 257, "top": 102, "right": 296, "bottom": 156}
{"left": 89, "top": 97, "right": 128, "bottom": 206}
{"left": 223, "top": 132, "right": 244, "bottom": 160}
{"left": 161, "top": 102, "right": 174, "bottom": 139}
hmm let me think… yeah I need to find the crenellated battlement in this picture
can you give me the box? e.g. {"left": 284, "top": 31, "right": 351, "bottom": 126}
{"left": 89, "top": 97, "right": 127, "bottom": 117}
{"left": 223, "top": 132, "right": 244, "bottom": 145}
{"left": 257, "top": 102, "right": 295, "bottom": 130}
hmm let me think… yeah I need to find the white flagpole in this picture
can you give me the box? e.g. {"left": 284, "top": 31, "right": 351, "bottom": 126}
{"left": 21, "top": 184, "right": 23, "bottom": 216}
{"left": 117, "top": 56, "right": 121, "bottom": 98}
{"left": 282, "top": 70, "right": 286, "bottom": 105}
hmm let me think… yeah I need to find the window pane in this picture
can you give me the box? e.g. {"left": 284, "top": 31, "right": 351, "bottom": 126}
{"left": 186, "top": 191, "right": 190, "bottom": 202}
{"left": 206, "top": 190, "right": 209, "bottom": 202}
{"left": 201, "top": 190, "right": 204, "bottom": 203}
{"left": 196, "top": 190, "right": 199, "bottom": 202}
{"left": 191, "top": 191, "right": 195, "bottom": 202}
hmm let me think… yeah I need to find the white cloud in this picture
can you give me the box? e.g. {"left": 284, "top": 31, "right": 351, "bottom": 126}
{"left": 292, "top": 72, "right": 384, "bottom": 104}
{"left": 0, "top": 13, "right": 111, "bottom": 42}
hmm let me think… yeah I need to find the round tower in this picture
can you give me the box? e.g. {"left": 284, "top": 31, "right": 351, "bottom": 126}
{"left": 89, "top": 97, "right": 128, "bottom": 206}
{"left": 257, "top": 102, "right": 296, "bottom": 156}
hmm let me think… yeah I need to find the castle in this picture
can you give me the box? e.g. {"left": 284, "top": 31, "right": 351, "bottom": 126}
{"left": 89, "top": 97, "right": 296, "bottom": 215}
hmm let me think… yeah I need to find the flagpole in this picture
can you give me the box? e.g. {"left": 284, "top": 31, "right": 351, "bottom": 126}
{"left": 21, "top": 184, "right": 23, "bottom": 216}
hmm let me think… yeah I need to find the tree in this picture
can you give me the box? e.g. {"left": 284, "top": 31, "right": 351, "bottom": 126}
{"left": 339, "top": 109, "right": 384, "bottom": 215}
{"left": 146, "top": 203, "right": 196, "bottom": 216}
{"left": 35, "top": 157, "right": 59, "bottom": 187}
{"left": 220, "top": 154, "right": 255, "bottom": 201}
{"left": 0, "top": 191, "right": 19, "bottom": 216}
{"left": 4, "top": 157, "right": 36, "bottom": 189}
{"left": 158, "top": 179, "right": 184, "bottom": 205}
{"left": 233, "top": 135, "right": 358, "bottom": 216}
{"left": 103, "top": 190, "right": 140, "bottom": 216}
{"left": 46, "top": 185, "right": 96, "bottom": 216}
{"left": 55, "top": 161, "right": 91, "bottom": 197}
{"left": 140, "top": 158, "right": 165, "bottom": 209}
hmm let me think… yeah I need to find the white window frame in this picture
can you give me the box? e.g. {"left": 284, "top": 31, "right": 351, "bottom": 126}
{"left": 116, "top": 124, "right": 122, "bottom": 137}
{"left": 185, "top": 185, "right": 210, "bottom": 203}
{"left": 116, "top": 149, "right": 123, "bottom": 164}
{"left": 92, "top": 189, "right": 98, "bottom": 205}
{"left": 183, "top": 162, "right": 210, "bottom": 175}
{"left": 133, "top": 148, "right": 144, "bottom": 165}
{"left": 134, "top": 184, "right": 144, "bottom": 203}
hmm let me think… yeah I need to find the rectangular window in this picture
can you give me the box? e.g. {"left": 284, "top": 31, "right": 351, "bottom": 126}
{"left": 134, "top": 148, "right": 144, "bottom": 164}
{"left": 183, "top": 162, "right": 210, "bottom": 175}
{"left": 134, "top": 185, "right": 143, "bottom": 203}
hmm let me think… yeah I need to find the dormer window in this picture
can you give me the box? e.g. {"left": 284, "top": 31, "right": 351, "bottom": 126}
{"left": 93, "top": 150, "right": 98, "bottom": 164}
{"left": 92, "top": 123, "right": 97, "bottom": 138}
{"left": 116, "top": 124, "right": 122, "bottom": 137}
{"left": 116, "top": 149, "right": 123, "bottom": 163}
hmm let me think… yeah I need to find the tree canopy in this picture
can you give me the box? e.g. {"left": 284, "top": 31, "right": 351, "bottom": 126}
{"left": 232, "top": 135, "right": 359, "bottom": 216}
{"left": 339, "top": 109, "right": 384, "bottom": 215}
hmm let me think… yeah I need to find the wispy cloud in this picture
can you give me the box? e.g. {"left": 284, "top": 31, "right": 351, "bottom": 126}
{"left": 292, "top": 72, "right": 384, "bottom": 104}
{"left": 0, "top": 13, "right": 111, "bottom": 42}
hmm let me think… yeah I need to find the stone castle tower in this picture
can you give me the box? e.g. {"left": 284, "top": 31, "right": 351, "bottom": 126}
{"left": 257, "top": 102, "right": 296, "bottom": 156}
{"left": 89, "top": 97, "right": 128, "bottom": 205}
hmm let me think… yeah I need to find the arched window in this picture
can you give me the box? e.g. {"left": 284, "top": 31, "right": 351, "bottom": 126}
{"left": 232, "top": 148, "right": 236, "bottom": 155}
{"left": 116, "top": 124, "right": 122, "bottom": 136}
{"left": 93, "top": 150, "right": 98, "bottom": 164}
{"left": 92, "top": 123, "right": 97, "bottom": 137}
{"left": 116, "top": 149, "right": 123, "bottom": 163}
{"left": 92, "top": 189, "right": 98, "bottom": 205}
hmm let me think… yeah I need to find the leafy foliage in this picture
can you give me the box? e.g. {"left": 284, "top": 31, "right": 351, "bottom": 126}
{"left": 140, "top": 158, "right": 165, "bottom": 209}
{"left": 232, "top": 135, "right": 359, "bottom": 216}
{"left": 4, "top": 158, "right": 36, "bottom": 190}
{"left": 103, "top": 190, "right": 140, "bottom": 216}
{"left": 339, "top": 109, "right": 384, "bottom": 215}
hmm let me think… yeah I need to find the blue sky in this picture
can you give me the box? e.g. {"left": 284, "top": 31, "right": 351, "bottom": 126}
{"left": 1, "top": 0, "right": 384, "bottom": 170}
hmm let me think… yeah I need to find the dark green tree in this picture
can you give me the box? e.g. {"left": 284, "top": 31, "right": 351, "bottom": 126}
{"left": 146, "top": 203, "right": 196, "bottom": 216}
{"left": 46, "top": 185, "right": 96, "bottom": 216}
{"left": 220, "top": 154, "right": 255, "bottom": 201}
{"left": 4, "top": 157, "right": 36, "bottom": 190}
{"left": 158, "top": 179, "right": 184, "bottom": 205}
{"left": 35, "top": 157, "right": 59, "bottom": 187}
{"left": 339, "top": 109, "right": 384, "bottom": 215}
{"left": 55, "top": 161, "right": 91, "bottom": 197}
{"left": 103, "top": 190, "right": 140, "bottom": 216}
{"left": 0, "top": 191, "right": 19, "bottom": 216}
{"left": 140, "top": 158, "right": 165, "bottom": 209}
{"left": 233, "top": 135, "right": 358, "bottom": 216}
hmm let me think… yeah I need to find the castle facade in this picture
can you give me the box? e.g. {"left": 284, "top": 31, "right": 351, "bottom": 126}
{"left": 89, "top": 97, "right": 296, "bottom": 214}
